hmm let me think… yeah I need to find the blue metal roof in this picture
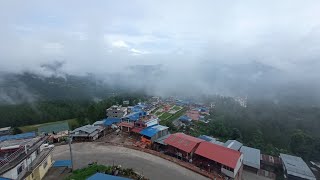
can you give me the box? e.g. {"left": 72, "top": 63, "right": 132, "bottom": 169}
{"left": 0, "top": 132, "right": 36, "bottom": 142}
{"left": 140, "top": 125, "right": 168, "bottom": 137}
{"left": 179, "top": 115, "right": 191, "bottom": 122}
{"left": 87, "top": 173, "right": 131, "bottom": 180}
{"left": 53, "top": 160, "right": 72, "bottom": 167}
{"left": 0, "top": 177, "right": 11, "bottom": 180}
{"left": 103, "top": 118, "right": 121, "bottom": 126}
{"left": 125, "top": 111, "right": 146, "bottom": 121}
{"left": 199, "top": 107, "right": 208, "bottom": 112}
{"left": 198, "top": 135, "right": 216, "bottom": 142}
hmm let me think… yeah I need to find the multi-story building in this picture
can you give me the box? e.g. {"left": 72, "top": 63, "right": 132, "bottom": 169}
{"left": 0, "top": 132, "right": 53, "bottom": 180}
{"left": 106, "top": 105, "right": 127, "bottom": 118}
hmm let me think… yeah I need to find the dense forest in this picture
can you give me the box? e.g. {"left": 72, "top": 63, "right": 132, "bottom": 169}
{"left": 0, "top": 94, "right": 146, "bottom": 129}
{"left": 185, "top": 96, "right": 320, "bottom": 161}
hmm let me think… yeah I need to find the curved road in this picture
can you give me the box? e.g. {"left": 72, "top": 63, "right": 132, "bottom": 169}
{"left": 52, "top": 142, "right": 208, "bottom": 180}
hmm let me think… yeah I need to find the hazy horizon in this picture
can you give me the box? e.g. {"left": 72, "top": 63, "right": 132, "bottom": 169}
{"left": 1, "top": 0, "right": 320, "bottom": 100}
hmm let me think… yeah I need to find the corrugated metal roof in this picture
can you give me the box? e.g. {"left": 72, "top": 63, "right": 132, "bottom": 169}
{"left": 240, "top": 146, "right": 261, "bottom": 169}
{"left": 224, "top": 140, "right": 243, "bottom": 151}
{"left": 195, "top": 141, "right": 242, "bottom": 169}
{"left": 280, "top": 153, "right": 316, "bottom": 180}
{"left": 93, "top": 121, "right": 104, "bottom": 126}
{"left": 212, "top": 141, "right": 225, "bottom": 146}
{"left": 179, "top": 115, "right": 191, "bottom": 122}
{"left": 140, "top": 125, "right": 168, "bottom": 137}
{"left": 0, "top": 177, "right": 11, "bottom": 180}
{"left": 53, "top": 160, "right": 72, "bottom": 167}
{"left": 124, "top": 111, "right": 147, "bottom": 121}
{"left": 103, "top": 118, "right": 121, "bottom": 126}
{"left": 87, "top": 173, "right": 131, "bottom": 180}
{"left": 164, "top": 133, "right": 204, "bottom": 153}
{"left": 198, "top": 135, "right": 216, "bottom": 142}
{"left": 0, "top": 132, "right": 36, "bottom": 142}
{"left": 0, "top": 127, "right": 11, "bottom": 131}
{"left": 155, "top": 134, "right": 171, "bottom": 145}
{"left": 71, "top": 125, "right": 101, "bottom": 134}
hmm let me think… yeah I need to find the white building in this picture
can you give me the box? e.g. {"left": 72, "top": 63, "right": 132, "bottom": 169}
{"left": 0, "top": 134, "right": 53, "bottom": 180}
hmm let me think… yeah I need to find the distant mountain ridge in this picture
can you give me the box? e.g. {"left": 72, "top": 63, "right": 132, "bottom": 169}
{"left": 0, "top": 72, "right": 114, "bottom": 104}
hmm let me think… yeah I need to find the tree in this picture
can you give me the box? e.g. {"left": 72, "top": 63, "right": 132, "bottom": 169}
{"left": 290, "top": 129, "right": 313, "bottom": 159}
{"left": 12, "top": 127, "right": 22, "bottom": 135}
{"left": 231, "top": 128, "right": 242, "bottom": 140}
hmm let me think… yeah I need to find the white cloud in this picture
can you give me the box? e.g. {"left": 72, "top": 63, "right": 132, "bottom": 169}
{"left": 43, "top": 42, "right": 64, "bottom": 55}
{"left": 130, "top": 48, "right": 149, "bottom": 56}
{"left": 111, "top": 40, "right": 129, "bottom": 48}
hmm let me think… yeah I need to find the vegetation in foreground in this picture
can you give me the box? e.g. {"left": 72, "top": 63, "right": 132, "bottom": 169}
{"left": 65, "top": 164, "right": 148, "bottom": 180}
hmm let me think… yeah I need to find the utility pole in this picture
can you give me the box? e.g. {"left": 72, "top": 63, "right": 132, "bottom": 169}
{"left": 69, "top": 136, "right": 74, "bottom": 171}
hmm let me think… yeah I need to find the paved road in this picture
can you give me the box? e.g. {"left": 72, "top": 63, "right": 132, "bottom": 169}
{"left": 52, "top": 142, "right": 209, "bottom": 180}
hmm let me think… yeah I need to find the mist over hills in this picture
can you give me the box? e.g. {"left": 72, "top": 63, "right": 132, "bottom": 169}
{"left": 1, "top": 60, "right": 319, "bottom": 107}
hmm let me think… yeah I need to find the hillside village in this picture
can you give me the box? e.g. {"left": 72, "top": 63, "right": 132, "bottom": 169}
{"left": 0, "top": 97, "right": 318, "bottom": 180}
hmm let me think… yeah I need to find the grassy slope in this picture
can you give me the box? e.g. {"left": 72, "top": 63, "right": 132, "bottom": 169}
{"left": 159, "top": 112, "right": 172, "bottom": 120}
{"left": 171, "top": 105, "right": 182, "bottom": 111}
{"left": 19, "top": 119, "right": 78, "bottom": 132}
{"left": 159, "top": 108, "right": 187, "bottom": 125}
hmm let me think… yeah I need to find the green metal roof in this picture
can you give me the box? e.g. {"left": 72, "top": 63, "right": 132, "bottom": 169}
{"left": 38, "top": 122, "right": 69, "bottom": 134}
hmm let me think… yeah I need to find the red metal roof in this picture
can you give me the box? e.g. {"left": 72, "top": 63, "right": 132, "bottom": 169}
{"left": 195, "top": 141, "right": 241, "bottom": 169}
{"left": 164, "top": 133, "right": 204, "bottom": 153}
{"left": 118, "top": 122, "right": 134, "bottom": 128}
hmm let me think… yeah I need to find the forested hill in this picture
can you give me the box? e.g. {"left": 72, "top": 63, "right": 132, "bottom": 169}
{"left": 0, "top": 72, "right": 115, "bottom": 104}
{"left": 203, "top": 96, "right": 320, "bottom": 161}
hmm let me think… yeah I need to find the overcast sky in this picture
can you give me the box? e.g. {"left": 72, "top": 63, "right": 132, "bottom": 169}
{"left": 0, "top": 0, "right": 320, "bottom": 78}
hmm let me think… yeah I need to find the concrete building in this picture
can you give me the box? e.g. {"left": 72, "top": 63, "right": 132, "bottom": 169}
{"left": 118, "top": 122, "right": 134, "bottom": 133}
{"left": 194, "top": 141, "right": 244, "bottom": 180}
{"left": 260, "top": 154, "right": 282, "bottom": 172}
{"left": 131, "top": 115, "right": 159, "bottom": 134}
{"left": 0, "top": 127, "right": 12, "bottom": 136}
{"left": 280, "top": 153, "right": 316, "bottom": 180}
{"left": 0, "top": 133, "right": 53, "bottom": 180}
{"left": 70, "top": 125, "right": 105, "bottom": 141}
{"left": 240, "top": 146, "right": 260, "bottom": 173}
{"left": 106, "top": 105, "right": 127, "bottom": 118}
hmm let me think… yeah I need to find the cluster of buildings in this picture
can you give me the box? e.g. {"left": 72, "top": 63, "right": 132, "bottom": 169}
{"left": 71, "top": 103, "right": 170, "bottom": 147}
{"left": 0, "top": 132, "right": 54, "bottom": 180}
{"left": 153, "top": 132, "right": 317, "bottom": 180}
{"left": 1, "top": 97, "right": 317, "bottom": 180}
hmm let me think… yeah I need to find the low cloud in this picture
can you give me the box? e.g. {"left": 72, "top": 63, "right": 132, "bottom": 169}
{"left": 0, "top": 0, "right": 320, "bottom": 101}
